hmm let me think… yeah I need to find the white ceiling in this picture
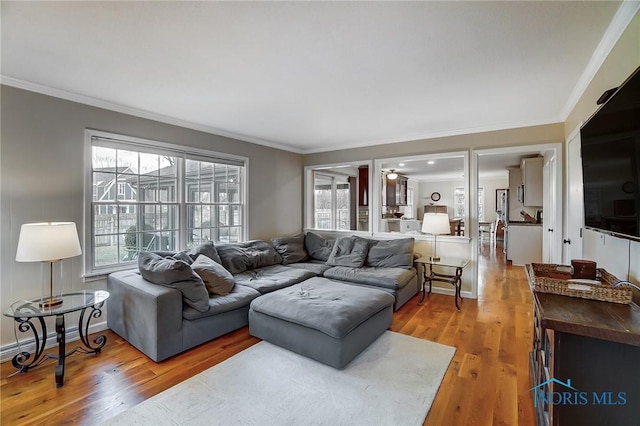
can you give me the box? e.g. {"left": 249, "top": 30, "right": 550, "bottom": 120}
{"left": 1, "top": 1, "right": 636, "bottom": 154}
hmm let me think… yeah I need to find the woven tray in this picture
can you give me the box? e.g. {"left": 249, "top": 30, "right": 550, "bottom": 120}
{"left": 529, "top": 263, "right": 632, "bottom": 304}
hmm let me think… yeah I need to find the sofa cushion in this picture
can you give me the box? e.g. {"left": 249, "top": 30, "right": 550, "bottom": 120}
{"left": 326, "top": 236, "right": 370, "bottom": 268}
{"left": 138, "top": 251, "right": 209, "bottom": 312}
{"left": 304, "top": 232, "right": 335, "bottom": 261}
{"left": 271, "top": 234, "right": 308, "bottom": 265}
{"left": 365, "top": 237, "right": 415, "bottom": 268}
{"left": 234, "top": 264, "right": 316, "bottom": 294}
{"left": 323, "top": 266, "right": 417, "bottom": 290}
{"left": 249, "top": 277, "right": 394, "bottom": 339}
{"left": 216, "top": 240, "right": 282, "bottom": 274}
{"left": 183, "top": 284, "right": 262, "bottom": 320}
{"left": 191, "top": 254, "right": 235, "bottom": 296}
{"left": 286, "top": 260, "right": 332, "bottom": 276}
{"left": 189, "top": 241, "right": 222, "bottom": 265}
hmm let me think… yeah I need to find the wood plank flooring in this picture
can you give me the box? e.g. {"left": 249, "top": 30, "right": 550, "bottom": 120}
{"left": 1, "top": 239, "right": 535, "bottom": 425}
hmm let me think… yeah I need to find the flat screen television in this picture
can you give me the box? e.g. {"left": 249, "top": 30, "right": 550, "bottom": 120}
{"left": 580, "top": 65, "right": 640, "bottom": 240}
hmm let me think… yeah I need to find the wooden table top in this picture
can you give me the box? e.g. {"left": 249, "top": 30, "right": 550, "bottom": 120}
{"left": 526, "top": 265, "right": 640, "bottom": 347}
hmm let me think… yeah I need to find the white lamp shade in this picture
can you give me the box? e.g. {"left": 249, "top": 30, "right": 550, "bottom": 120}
{"left": 422, "top": 213, "right": 450, "bottom": 235}
{"left": 16, "top": 222, "right": 82, "bottom": 262}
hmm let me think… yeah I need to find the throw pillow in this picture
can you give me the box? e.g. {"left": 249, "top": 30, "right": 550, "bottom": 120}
{"left": 366, "top": 238, "right": 415, "bottom": 268}
{"left": 216, "top": 240, "right": 282, "bottom": 274}
{"left": 271, "top": 234, "right": 308, "bottom": 265}
{"left": 192, "top": 254, "right": 235, "bottom": 296}
{"left": 152, "top": 250, "right": 194, "bottom": 265}
{"left": 138, "top": 251, "right": 209, "bottom": 312}
{"left": 326, "top": 236, "right": 370, "bottom": 268}
{"left": 189, "top": 241, "right": 222, "bottom": 265}
{"left": 304, "top": 232, "right": 335, "bottom": 262}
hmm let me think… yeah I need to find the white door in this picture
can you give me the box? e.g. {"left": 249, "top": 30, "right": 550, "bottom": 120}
{"left": 565, "top": 131, "right": 584, "bottom": 261}
{"left": 542, "top": 156, "right": 558, "bottom": 263}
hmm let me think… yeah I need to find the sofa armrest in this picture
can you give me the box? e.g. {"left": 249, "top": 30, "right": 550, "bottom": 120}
{"left": 107, "top": 270, "right": 184, "bottom": 362}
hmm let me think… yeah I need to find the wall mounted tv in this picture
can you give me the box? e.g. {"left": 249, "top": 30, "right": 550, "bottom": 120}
{"left": 580, "top": 65, "right": 640, "bottom": 240}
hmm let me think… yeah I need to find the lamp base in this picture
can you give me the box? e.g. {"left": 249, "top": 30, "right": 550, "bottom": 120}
{"left": 39, "top": 297, "right": 63, "bottom": 309}
{"left": 430, "top": 256, "right": 441, "bottom": 262}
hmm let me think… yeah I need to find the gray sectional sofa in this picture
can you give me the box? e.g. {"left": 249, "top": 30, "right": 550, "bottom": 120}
{"left": 107, "top": 232, "right": 418, "bottom": 362}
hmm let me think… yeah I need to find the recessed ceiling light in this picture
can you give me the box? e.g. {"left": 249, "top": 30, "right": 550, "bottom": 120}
{"left": 428, "top": 160, "right": 435, "bottom": 165}
{"left": 398, "top": 163, "right": 405, "bottom": 166}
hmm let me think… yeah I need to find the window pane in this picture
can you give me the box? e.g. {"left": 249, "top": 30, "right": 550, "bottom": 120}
{"left": 139, "top": 152, "right": 159, "bottom": 175}
{"left": 95, "top": 234, "right": 118, "bottom": 266}
{"left": 119, "top": 206, "right": 137, "bottom": 231}
{"left": 143, "top": 205, "right": 159, "bottom": 231}
{"left": 93, "top": 146, "right": 116, "bottom": 169}
{"left": 159, "top": 179, "right": 177, "bottom": 202}
{"left": 94, "top": 205, "right": 117, "bottom": 235}
{"left": 140, "top": 179, "right": 159, "bottom": 202}
{"left": 117, "top": 149, "right": 139, "bottom": 173}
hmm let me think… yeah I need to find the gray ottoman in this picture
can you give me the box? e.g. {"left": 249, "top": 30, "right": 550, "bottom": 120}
{"left": 249, "top": 277, "right": 395, "bottom": 369}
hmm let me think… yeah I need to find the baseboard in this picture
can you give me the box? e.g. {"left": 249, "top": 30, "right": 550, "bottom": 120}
{"left": 0, "top": 320, "right": 108, "bottom": 364}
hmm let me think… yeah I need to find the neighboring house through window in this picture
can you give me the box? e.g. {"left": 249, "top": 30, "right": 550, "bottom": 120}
{"left": 85, "top": 130, "right": 247, "bottom": 275}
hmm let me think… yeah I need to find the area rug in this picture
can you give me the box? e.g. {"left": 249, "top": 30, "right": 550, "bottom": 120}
{"left": 103, "top": 331, "right": 455, "bottom": 425}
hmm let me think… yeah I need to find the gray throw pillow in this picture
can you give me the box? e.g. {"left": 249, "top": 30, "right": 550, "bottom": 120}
{"left": 189, "top": 241, "right": 222, "bottom": 265}
{"left": 138, "top": 251, "right": 209, "bottom": 312}
{"left": 271, "top": 234, "right": 308, "bottom": 265}
{"left": 304, "top": 232, "right": 335, "bottom": 262}
{"left": 366, "top": 238, "right": 415, "bottom": 268}
{"left": 153, "top": 250, "right": 194, "bottom": 265}
{"left": 192, "top": 254, "right": 235, "bottom": 296}
{"left": 326, "top": 236, "right": 370, "bottom": 268}
{"left": 216, "top": 240, "right": 282, "bottom": 274}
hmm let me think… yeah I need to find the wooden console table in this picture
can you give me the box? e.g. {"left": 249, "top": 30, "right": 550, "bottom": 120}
{"left": 525, "top": 265, "right": 640, "bottom": 425}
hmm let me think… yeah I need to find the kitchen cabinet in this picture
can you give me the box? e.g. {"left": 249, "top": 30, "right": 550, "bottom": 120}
{"left": 527, "top": 267, "right": 640, "bottom": 426}
{"left": 358, "top": 166, "right": 369, "bottom": 206}
{"left": 521, "top": 157, "right": 543, "bottom": 207}
{"left": 384, "top": 175, "right": 407, "bottom": 206}
{"left": 506, "top": 223, "right": 542, "bottom": 265}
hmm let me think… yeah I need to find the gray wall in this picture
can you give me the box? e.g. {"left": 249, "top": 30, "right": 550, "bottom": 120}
{"left": 303, "top": 123, "right": 564, "bottom": 166}
{"left": 0, "top": 85, "right": 303, "bottom": 349}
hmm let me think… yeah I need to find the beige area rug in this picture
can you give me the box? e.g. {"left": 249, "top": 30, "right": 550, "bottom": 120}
{"left": 103, "top": 331, "right": 455, "bottom": 426}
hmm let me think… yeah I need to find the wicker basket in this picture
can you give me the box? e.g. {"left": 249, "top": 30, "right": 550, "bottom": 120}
{"left": 529, "top": 263, "right": 633, "bottom": 304}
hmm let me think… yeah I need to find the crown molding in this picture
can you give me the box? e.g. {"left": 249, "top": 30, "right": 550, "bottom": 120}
{"left": 0, "top": 76, "right": 304, "bottom": 154}
{"left": 299, "top": 117, "right": 561, "bottom": 154}
{"left": 560, "top": 0, "right": 640, "bottom": 120}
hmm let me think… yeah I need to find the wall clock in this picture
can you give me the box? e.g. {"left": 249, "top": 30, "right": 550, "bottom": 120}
{"left": 622, "top": 181, "right": 634, "bottom": 194}
{"left": 430, "top": 192, "right": 441, "bottom": 202}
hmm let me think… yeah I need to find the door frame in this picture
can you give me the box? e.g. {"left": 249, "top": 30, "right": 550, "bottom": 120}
{"left": 473, "top": 142, "right": 563, "bottom": 270}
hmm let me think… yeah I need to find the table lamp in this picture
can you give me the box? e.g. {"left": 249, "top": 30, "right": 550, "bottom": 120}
{"left": 421, "top": 213, "right": 450, "bottom": 262}
{"left": 16, "top": 222, "right": 82, "bottom": 308}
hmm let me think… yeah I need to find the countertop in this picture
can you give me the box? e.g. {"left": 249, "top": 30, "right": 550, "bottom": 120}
{"left": 508, "top": 221, "right": 542, "bottom": 226}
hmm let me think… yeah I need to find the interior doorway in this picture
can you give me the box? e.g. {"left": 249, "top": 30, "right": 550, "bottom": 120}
{"left": 473, "top": 143, "right": 563, "bottom": 294}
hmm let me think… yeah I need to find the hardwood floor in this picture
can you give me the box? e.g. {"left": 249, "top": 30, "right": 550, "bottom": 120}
{"left": 1, "top": 239, "right": 535, "bottom": 425}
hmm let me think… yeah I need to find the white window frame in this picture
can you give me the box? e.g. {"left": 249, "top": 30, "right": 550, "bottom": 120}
{"left": 83, "top": 129, "right": 248, "bottom": 277}
{"left": 304, "top": 161, "right": 372, "bottom": 233}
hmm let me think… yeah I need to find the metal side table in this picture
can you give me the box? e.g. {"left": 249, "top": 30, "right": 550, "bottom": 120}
{"left": 3, "top": 290, "right": 109, "bottom": 387}
{"left": 414, "top": 256, "right": 469, "bottom": 310}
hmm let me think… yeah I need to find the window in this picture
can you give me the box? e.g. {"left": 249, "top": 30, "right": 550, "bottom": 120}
{"left": 454, "top": 187, "right": 465, "bottom": 217}
{"left": 399, "top": 188, "right": 414, "bottom": 219}
{"left": 305, "top": 163, "right": 370, "bottom": 232}
{"left": 313, "top": 171, "right": 351, "bottom": 230}
{"left": 86, "top": 131, "right": 246, "bottom": 274}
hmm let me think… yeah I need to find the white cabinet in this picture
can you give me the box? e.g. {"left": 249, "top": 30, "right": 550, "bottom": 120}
{"left": 521, "top": 157, "right": 543, "bottom": 207}
{"left": 506, "top": 224, "right": 542, "bottom": 266}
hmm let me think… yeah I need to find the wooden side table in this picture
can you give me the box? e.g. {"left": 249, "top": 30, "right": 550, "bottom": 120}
{"left": 3, "top": 290, "right": 109, "bottom": 387}
{"left": 414, "top": 256, "right": 469, "bottom": 310}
